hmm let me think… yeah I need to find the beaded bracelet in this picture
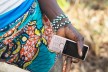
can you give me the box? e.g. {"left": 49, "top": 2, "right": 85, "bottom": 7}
{"left": 51, "top": 14, "right": 71, "bottom": 32}
{"left": 52, "top": 20, "right": 71, "bottom": 32}
{"left": 52, "top": 14, "right": 67, "bottom": 24}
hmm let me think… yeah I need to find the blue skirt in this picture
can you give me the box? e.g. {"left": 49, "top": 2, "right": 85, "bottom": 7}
{"left": 0, "top": 0, "right": 56, "bottom": 72}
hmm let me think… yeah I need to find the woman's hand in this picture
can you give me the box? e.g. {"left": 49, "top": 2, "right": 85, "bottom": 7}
{"left": 56, "top": 24, "right": 84, "bottom": 72}
{"left": 38, "top": 0, "right": 84, "bottom": 72}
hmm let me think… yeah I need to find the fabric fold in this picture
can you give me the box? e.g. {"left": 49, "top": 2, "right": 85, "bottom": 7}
{"left": 0, "top": 0, "right": 33, "bottom": 29}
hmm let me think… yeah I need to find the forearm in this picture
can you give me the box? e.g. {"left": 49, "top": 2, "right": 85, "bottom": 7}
{"left": 38, "top": 0, "right": 64, "bottom": 22}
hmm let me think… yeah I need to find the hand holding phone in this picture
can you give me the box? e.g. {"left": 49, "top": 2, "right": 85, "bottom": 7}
{"left": 48, "top": 35, "right": 89, "bottom": 60}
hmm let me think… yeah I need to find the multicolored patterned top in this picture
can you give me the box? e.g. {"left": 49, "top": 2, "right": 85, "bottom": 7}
{"left": 0, "top": 0, "right": 56, "bottom": 72}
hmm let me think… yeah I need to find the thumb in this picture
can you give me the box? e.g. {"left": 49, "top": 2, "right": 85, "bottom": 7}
{"left": 77, "top": 40, "right": 84, "bottom": 57}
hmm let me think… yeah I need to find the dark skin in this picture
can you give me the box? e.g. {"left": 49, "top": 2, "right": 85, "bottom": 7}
{"left": 38, "top": 0, "right": 84, "bottom": 72}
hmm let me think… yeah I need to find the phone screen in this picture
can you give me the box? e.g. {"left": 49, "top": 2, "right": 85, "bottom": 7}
{"left": 62, "top": 40, "right": 88, "bottom": 60}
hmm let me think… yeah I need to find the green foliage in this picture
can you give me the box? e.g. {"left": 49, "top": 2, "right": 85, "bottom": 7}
{"left": 57, "top": 0, "right": 70, "bottom": 10}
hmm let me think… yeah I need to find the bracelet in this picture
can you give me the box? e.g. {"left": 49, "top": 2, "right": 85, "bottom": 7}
{"left": 52, "top": 20, "right": 71, "bottom": 32}
{"left": 52, "top": 14, "right": 67, "bottom": 24}
{"left": 51, "top": 14, "right": 71, "bottom": 32}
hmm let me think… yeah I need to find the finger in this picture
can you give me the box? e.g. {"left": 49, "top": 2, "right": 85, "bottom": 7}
{"left": 62, "top": 55, "right": 67, "bottom": 72}
{"left": 65, "top": 57, "right": 72, "bottom": 72}
{"left": 72, "top": 58, "right": 80, "bottom": 63}
{"left": 63, "top": 55, "right": 67, "bottom": 62}
{"left": 66, "top": 25, "right": 84, "bottom": 56}
{"left": 77, "top": 38, "right": 84, "bottom": 56}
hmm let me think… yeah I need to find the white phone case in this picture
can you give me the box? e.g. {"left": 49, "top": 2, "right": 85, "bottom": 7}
{"left": 48, "top": 35, "right": 89, "bottom": 60}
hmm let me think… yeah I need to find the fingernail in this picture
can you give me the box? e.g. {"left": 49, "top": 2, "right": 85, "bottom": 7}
{"left": 80, "top": 52, "right": 82, "bottom": 56}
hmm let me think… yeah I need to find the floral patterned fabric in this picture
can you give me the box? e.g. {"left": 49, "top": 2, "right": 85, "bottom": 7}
{"left": 0, "top": 0, "right": 56, "bottom": 72}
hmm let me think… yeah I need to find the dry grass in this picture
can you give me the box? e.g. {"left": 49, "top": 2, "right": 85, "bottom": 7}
{"left": 65, "top": 2, "right": 108, "bottom": 72}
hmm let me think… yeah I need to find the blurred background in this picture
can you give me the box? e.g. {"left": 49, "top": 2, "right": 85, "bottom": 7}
{"left": 57, "top": 0, "right": 108, "bottom": 72}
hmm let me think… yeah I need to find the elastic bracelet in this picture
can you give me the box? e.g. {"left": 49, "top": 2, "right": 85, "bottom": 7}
{"left": 52, "top": 14, "right": 67, "bottom": 24}
{"left": 52, "top": 20, "right": 71, "bottom": 32}
{"left": 51, "top": 14, "right": 71, "bottom": 32}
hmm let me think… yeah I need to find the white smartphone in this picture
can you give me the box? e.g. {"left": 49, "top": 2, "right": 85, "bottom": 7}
{"left": 48, "top": 35, "right": 89, "bottom": 61}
